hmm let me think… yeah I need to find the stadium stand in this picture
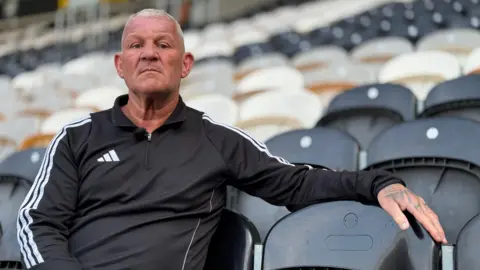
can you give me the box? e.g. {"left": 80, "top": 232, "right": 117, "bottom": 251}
{"left": 1, "top": 0, "right": 480, "bottom": 268}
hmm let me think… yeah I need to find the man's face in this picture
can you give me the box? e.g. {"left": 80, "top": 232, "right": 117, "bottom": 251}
{"left": 114, "top": 16, "right": 194, "bottom": 95}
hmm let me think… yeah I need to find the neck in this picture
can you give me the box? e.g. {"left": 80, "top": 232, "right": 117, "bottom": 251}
{"left": 122, "top": 91, "right": 179, "bottom": 133}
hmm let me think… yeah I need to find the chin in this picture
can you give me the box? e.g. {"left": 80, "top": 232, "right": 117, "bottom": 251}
{"left": 134, "top": 83, "right": 172, "bottom": 94}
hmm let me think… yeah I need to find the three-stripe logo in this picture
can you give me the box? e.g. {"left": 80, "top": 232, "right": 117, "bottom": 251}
{"left": 97, "top": 150, "right": 120, "bottom": 162}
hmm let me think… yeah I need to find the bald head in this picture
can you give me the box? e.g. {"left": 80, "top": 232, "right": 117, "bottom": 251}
{"left": 121, "top": 9, "right": 185, "bottom": 50}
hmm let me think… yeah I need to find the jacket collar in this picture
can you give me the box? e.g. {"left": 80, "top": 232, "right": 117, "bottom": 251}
{"left": 111, "top": 94, "right": 187, "bottom": 129}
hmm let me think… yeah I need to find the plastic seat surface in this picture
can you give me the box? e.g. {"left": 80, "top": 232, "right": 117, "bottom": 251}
{"left": 421, "top": 75, "right": 480, "bottom": 121}
{"left": 0, "top": 148, "right": 46, "bottom": 185}
{"left": 204, "top": 209, "right": 260, "bottom": 270}
{"left": 316, "top": 83, "right": 416, "bottom": 150}
{"left": 263, "top": 201, "right": 440, "bottom": 270}
{"left": 456, "top": 213, "right": 480, "bottom": 270}
{"left": 366, "top": 117, "right": 480, "bottom": 243}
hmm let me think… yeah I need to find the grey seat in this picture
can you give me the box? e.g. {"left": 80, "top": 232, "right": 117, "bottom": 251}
{"left": 420, "top": 74, "right": 480, "bottom": 122}
{"left": 0, "top": 148, "right": 46, "bottom": 269}
{"left": 233, "top": 127, "right": 360, "bottom": 240}
{"left": 262, "top": 201, "right": 440, "bottom": 270}
{"left": 456, "top": 213, "right": 480, "bottom": 270}
{"left": 204, "top": 209, "right": 261, "bottom": 270}
{"left": 365, "top": 117, "right": 480, "bottom": 245}
{"left": 316, "top": 83, "right": 416, "bottom": 150}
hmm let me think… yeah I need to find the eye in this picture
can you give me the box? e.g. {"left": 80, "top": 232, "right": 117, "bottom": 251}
{"left": 158, "top": 43, "right": 170, "bottom": 49}
{"left": 130, "top": 43, "right": 142, "bottom": 48}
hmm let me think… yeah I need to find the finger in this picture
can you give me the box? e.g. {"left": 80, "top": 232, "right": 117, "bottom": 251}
{"left": 422, "top": 203, "right": 447, "bottom": 244}
{"left": 405, "top": 196, "right": 443, "bottom": 243}
{"left": 380, "top": 199, "right": 410, "bottom": 230}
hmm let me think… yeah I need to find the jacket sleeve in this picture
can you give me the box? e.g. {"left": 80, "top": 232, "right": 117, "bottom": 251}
{"left": 203, "top": 115, "right": 405, "bottom": 207}
{"left": 17, "top": 129, "right": 83, "bottom": 270}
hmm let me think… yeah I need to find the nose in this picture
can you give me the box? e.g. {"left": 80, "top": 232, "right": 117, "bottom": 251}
{"left": 141, "top": 43, "right": 159, "bottom": 62}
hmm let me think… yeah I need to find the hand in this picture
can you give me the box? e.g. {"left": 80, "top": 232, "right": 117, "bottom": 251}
{"left": 377, "top": 183, "right": 447, "bottom": 244}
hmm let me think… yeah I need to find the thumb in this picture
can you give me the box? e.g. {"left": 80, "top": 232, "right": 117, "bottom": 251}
{"left": 382, "top": 201, "right": 410, "bottom": 230}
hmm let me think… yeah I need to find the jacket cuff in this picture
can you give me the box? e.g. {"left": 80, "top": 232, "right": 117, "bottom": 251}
{"left": 29, "top": 260, "right": 83, "bottom": 270}
{"left": 356, "top": 169, "right": 406, "bottom": 202}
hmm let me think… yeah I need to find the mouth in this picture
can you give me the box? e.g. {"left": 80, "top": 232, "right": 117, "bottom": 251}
{"left": 140, "top": 67, "right": 162, "bottom": 74}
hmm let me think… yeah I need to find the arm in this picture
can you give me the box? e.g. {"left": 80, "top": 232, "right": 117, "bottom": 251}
{"left": 17, "top": 130, "right": 83, "bottom": 270}
{"left": 203, "top": 115, "right": 405, "bottom": 207}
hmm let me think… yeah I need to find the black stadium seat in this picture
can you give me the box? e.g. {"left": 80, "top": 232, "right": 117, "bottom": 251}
{"left": 269, "top": 30, "right": 312, "bottom": 58}
{"left": 456, "top": 213, "right": 480, "bottom": 270}
{"left": 365, "top": 117, "right": 480, "bottom": 244}
{"left": 233, "top": 127, "right": 360, "bottom": 240}
{"left": 204, "top": 209, "right": 261, "bottom": 270}
{"left": 262, "top": 201, "right": 440, "bottom": 270}
{"left": 233, "top": 42, "right": 276, "bottom": 65}
{"left": 0, "top": 148, "right": 46, "bottom": 269}
{"left": 316, "top": 83, "right": 416, "bottom": 150}
{"left": 420, "top": 75, "right": 480, "bottom": 122}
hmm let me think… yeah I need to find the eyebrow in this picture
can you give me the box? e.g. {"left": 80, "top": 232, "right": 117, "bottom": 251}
{"left": 125, "top": 33, "right": 175, "bottom": 42}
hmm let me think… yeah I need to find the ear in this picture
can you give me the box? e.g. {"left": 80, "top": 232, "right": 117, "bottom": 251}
{"left": 181, "top": 52, "right": 194, "bottom": 78}
{"left": 114, "top": 53, "right": 124, "bottom": 78}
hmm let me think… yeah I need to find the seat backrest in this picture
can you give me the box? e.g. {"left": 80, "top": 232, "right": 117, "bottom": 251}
{"left": 456, "top": 213, "right": 480, "bottom": 270}
{"left": 0, "top": 149, "right": 42, "bottom": 267}
{"left": 0, "top": 148, "right": 46, "bottom": 186}
{"left": 420, "top": 75, "right": 480, "bottom": 122}
{"left": 204, "top": 209, "right": 261, "bottom": 270}
{"left": 262, "top": 201, "right": 440, "bottom": 270}
{"left": 265, "top": 127, "right": 360, "bottom": 170}
{"left": 234, "top": 128, "right": 360, "bottom": 240}
{"left": 366, "top": 117, "right": 480, "bottom": 244}
{"left": 317, "top": 83, "right": 416, "bottom": 150}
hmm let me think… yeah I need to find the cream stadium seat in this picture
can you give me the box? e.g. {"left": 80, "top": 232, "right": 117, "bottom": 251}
{"left": 304, "top": 62, "right": 376, "bottom": 107}
{"left": 235, "top": 53, "right": 289, "bottom": 82}
{"left": 379, "top": 51, "right": 461, "bottom": 101}
{"left": 416, "top": 29, "right": 480, "bottom": 67}
{"left": 464, "top": 48, "right": 480, "bottom": 75}
{"left": 192, "top": 40, "right": 233, "bottom": 61}
{"left": 234, "top": 66, "right": 304, "bottom": 103}
{"left": 202, "top": 23, "right": 228, "bottom": 42}
{"left": 186, "top": 94, "right": 238, "bottom": 126}
{"left": 351, "top": 37, "right": 414, "bottom": 77}
{"left": 75, "top": 86, "right": 126, "bottom": 111}
{"left": 236, "top": 90, "right": 323, "bottom": 142}
{"left": 183, "top": 30, "right": 203, "bottom": 53}
{"left": 11, "top": 71, "right": 46, "bottom": 103}
{"left": 40, "top": 108, "right": 94, "bottom": 134}
{"left": 181, "top": 77, "right": 235, "bottom": 101}
{"left": 292, "top": 45, "right": 349, "bottom": 72}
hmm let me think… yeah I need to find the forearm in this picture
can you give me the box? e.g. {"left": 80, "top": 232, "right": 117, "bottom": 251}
{"left": 283, "top": 168, "right": 405, "bottom": 208}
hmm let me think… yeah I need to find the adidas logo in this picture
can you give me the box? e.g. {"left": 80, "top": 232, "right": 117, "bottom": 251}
{"left": 97, "top": 150, "right": 120, "bottom": 162}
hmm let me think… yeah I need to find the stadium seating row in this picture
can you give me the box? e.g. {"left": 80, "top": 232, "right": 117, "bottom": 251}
{"left": 1, "top": 72, "right": 478, "bottom": 165}
{"left": 2, "top": 115, "right": 480, "bottom": 269}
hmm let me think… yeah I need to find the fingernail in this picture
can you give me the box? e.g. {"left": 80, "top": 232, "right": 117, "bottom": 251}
{"left": 400, "top": 222, "right": 409, "bottom": 230}
{"left": 443, "top": 237, "right": 448, "bottom": 243}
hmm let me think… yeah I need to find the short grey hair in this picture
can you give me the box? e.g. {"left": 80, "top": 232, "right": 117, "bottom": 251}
{"left": 121, "top": 9, "right": 184, "bottom": 46}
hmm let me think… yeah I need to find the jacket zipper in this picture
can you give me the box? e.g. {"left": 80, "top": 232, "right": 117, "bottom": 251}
{"left": 144, "top": 132, "right": 152, "bottom": 169}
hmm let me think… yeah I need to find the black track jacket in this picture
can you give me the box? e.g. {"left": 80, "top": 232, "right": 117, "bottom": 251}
{"left": 17, "top": 94, "right": 404, "bottom": 270}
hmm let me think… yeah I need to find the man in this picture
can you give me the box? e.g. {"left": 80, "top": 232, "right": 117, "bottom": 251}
{"left": 17, "top": 9, "right": 446, "bottom": 270}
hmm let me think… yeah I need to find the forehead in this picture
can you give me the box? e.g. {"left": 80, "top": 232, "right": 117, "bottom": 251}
{"left": 124, "top": 16, "right": 178, "bottom": 38}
